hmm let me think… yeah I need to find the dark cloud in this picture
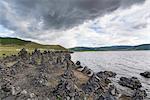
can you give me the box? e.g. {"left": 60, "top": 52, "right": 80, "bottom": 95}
{"left": 120, "top": 0, "right": 146, "bottom": 8}
{"left": 0, "top": 0, "right": 144, "bottom": 29}
{"left": 0, "top": 0, "right": 145, "bottom": 34}
{"left": 133, "top": 23, "right": 147, "bottom": 29}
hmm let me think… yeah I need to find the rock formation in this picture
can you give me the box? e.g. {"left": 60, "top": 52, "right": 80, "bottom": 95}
{"left": 0, "top": 48, "right": 148, "bottom": 100}
{"left": 140, "top": 71, "right": 150, "bottom": 78}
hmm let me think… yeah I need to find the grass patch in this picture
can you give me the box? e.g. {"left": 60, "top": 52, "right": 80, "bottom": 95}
{"left": 0, "top": 44, "right": 67, "bottom": 57}
{"left": 0, "top": 37, "right": 67, "bottom": 57}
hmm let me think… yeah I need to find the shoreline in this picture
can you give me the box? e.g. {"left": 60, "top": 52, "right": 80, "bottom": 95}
{"left": 71, "top": 50, "right": 150, "bottom": 52}
{"left": 0, "top": 49, "right": 149, "bottom": 100}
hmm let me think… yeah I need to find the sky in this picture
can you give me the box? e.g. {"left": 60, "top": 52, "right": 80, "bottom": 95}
{"left": 0, "top": 0, "right": 150, "bottom": 48}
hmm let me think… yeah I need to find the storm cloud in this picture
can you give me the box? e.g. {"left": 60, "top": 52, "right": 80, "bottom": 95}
{"left": 0, "top": 0, "right": 148, "bottom": 47}
{"left": 0, "top": 0, "right": 145, "bottom": 30}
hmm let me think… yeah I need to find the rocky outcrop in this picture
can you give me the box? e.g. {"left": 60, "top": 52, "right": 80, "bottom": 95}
{"left": 75, "top": 61, "right": 94, "bottom": 77}
{"left": 81, "top": 71, "right": 118, "bottom": 100}
{"left": 96, "top": 71, "right": 117, "bottom": 78}
{"left": 0, "top": 49, "right": 73, "bottom": 100}
{"left": 52, "top": 60, "right": 85, "bottom": 100}
{"left": 0, "top": 49, "right": 148, "bottom": 100}
{"left": 118, "top": 77, "right": 142, "bottom": 90}
{"left": 132, "top": 89, "right": 147, "bottom": 100}
{"left": 140, "top": 71, "right": 150, "bottom": 78}
{"left": 118, "top": 76, "right": 147, "bottom": 100}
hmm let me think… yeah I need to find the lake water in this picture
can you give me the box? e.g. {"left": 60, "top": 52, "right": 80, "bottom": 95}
{"left": 71, "top": 51, "right": 150, "bottom": 99}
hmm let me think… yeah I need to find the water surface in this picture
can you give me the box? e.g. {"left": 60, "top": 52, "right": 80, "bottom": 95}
{"left": 71, "top": 51, "right": 150, "bottom": 98}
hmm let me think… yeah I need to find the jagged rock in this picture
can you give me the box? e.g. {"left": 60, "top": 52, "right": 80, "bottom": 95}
{"left": 21, "top": 90, "right": 28, "bottom": 95}
{"left": 29, "top": 73, "right": 48, "bottom": 87}
{"left": 97, "top": 92, "right": 117, "bottom": 100}
{"left": 96, "top": 71, "right": 117, "bottom": 78}
{"left": 132, "top": 89, "right": 147, "bottom": 100}
{"left": 76, "top": 61, "right": 81, "bottom": 66}
{"left": 76, "top": 65, "right": 84, "bottom": 71}
{"left": 93, "top": 83, "right": 119, "bottom": 100}
{"left": 1, "top": 83, "right": 12, "bottom": 93}
{"left": 10, "top": 61, "right": 29, "bottom": 75}
{"left": 140, "top": 71, "right": 150, "bottom": 78}
{"left": 81, "top": 66, "right": 94, "bottom": 77}
{"left": 118, "top": 77, "right": 142, "bottom": 90}
{"left": 82, "top": 74, "right": 110, "bottom": 95}
{"left": 11, "top": 86, "right": 21, "bottom": 95}
{"left": 64, "top": 53, "right": 71, "bottom": 60}
{"left": 52, "top": 61, "right": 84, "bottom": 100}
{"left": 0, "top": 64, "right": 4, "bottom": 70}
{"left": 18, "top": 48, "right": 29, "bottom": 61}
{"left": 0, "top": 49, "right": 148, "bottom": 100}
{"left": 75, "top": 61, "right": 94, "bottom": 77}
{"left": 119, "top": 89, "right": 147, "bottom": 100}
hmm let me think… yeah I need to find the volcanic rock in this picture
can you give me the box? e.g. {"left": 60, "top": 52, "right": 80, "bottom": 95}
{"left": 140, "top": 71, "right": 150, "bottom": 78}
{"left": 118, "top": 77, "right": 142, "bottom": 90}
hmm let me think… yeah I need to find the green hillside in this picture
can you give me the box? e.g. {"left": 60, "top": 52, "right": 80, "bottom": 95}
{"left": 0, "top": 37, "right": 67, "bottom": 56}
{"left": 70, "top": 44, "right": 150, "bottom": 51}
{"left": 0, "top": 37, "right": 31, "bottom": 45}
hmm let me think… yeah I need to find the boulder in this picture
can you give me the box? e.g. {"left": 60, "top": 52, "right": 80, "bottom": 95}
{"left": 52, "top": 63, "right": 84, "bottom": 99}
{"left": 82, "top": 74, "right": 111, "bottom": 95}
{"left": 96, "top": 71, "right": 117, "bottom": 78}
{"left": 118, "top": 77, "right": 142, "bottom": 90}
{"left": 76, "top": 61, "right": 81, "bottom": 66}
{"left": 132, "top": 89, "right": 147, "bottom": 100}
{"left": 81, "top": 66, "right": 94, "bottom": 77}
{"left": 0, "top": 64, "right": 4, "bottom": 70}
{"left": 140, "top": 71, "right": 150, "bottom": 78}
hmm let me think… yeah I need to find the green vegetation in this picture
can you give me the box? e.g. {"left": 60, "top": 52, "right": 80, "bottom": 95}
{"left": 0, "top": 37, "right": 67, "bottom": 57}
{"left": 70, "top": 44, "right": 150, "bottom": 51}
{"left": 0, "top": 37, "right": 31, "bottom": 45}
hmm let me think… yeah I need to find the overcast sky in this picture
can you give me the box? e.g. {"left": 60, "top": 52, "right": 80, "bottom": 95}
{"left": 0, "top": 0, "right": 150, "bottom": 47}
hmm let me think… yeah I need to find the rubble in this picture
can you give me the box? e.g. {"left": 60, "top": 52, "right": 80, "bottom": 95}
{"left": 118, "top": 77, "right": 142, "bottom": 90}
{"left": 0, "top": 48, "right": 148, "bottom": 100}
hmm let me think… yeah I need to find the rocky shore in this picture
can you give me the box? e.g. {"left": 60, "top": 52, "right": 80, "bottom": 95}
{"left": 0, "top": 49, "right": 148, "bottom": 100}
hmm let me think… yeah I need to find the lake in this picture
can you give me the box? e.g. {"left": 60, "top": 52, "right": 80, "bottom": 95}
{"left": 71, "top": 51, "right": 150, "bottom": 99}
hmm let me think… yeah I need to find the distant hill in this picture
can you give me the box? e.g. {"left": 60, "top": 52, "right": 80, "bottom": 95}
{"left": 0, "top": 37, "right": 67, "bottom": 51}
{"left": 0, "top": 37, "right": 31, "bottom": 45}
{"left": 70, "top": 44, "right": 150, "bottom": 51}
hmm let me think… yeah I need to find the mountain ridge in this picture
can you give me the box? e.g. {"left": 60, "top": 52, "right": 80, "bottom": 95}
{"left": 0, "top": 37, "right": 68, "bottom": 57}
{"left": 70, "top": 44, "right": 150, "bottom": 51}
{"left": 0, "top": 37, "right": 67, "bottom": 51}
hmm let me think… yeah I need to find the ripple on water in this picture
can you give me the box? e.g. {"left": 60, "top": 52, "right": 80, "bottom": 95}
{"left": 71, "top": 51, "right": 150, "bottom": 99}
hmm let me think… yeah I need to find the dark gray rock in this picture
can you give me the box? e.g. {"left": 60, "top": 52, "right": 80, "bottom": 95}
{"left": 118, "top": 77, "right": 142, "bottom": 90}
{"left": 96, "top": 71, "right": 117, "bottom": 78}
{"left": 1, "top": 83, "right": 12, "bottom": 93}
{"left": 132, "top": 89, "right": 147, "bottom": 100}
{"left": 76, "top": 61, "right": 81, "bottom": 66}
{"left": 140, "top": 71, "right": 150, "bottom": 78}
{"left": 52, "top": 62, "right": 84, "bottom": 100}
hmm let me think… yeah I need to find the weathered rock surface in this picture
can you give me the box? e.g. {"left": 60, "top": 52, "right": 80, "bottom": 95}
{"left": 118, "top": 77, "right": 142, "bottom": 90}
{"left": 118, "top": 76, "right": 147, "bottom": 100}
{"left": 132, "top": 89, "right": 147, "bottom": 100}
{"left": 52, "top": 61, "right": 85, "bottom": 100}
{"left": 97, "top": 71, "right": 117, "bottom": 78}
{"left": 0, "top": 49, "right": 148, "bottom": 100}
{"left": 140, "top": 71, "right": 150, "bottom": 78}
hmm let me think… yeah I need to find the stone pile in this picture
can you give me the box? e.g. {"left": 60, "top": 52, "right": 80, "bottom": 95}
{"left": 52, "top": 60, "right": 85, "bottom": 100}
{"left": 75, "top": 61, "right": 94, "bottom": 77}
{"left": 0, "top": 49, "right": 73, "bottom": 100}
{"left": 81, "top": 71, "right": 118, "bottom": 100}
{"left": 0, "top": 48, "right": 148, "bottom": 100}
{"left": 118, "top": 77, "right": 147, "bottom": 100}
